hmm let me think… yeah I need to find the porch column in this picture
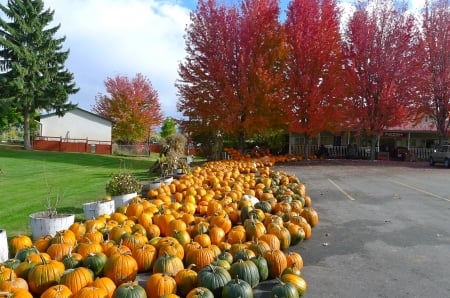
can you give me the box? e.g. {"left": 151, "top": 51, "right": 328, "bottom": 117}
{"left": 407, "top": 132, "right": 410, "bottom": 150}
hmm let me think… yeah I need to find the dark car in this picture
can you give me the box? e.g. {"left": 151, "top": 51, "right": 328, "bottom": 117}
{"left": 429, "top": 145, "right": 450, "bottom": 168}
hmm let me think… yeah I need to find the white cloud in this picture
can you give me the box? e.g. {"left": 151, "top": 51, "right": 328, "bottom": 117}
{"left": 43, "top": 0, "right": 192, "bottom": 118}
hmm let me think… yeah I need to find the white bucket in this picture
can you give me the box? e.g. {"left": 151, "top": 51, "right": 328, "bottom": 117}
{"left": 29, "top": 211, "right": 75, "bottom": 240}
{"left": 112, "top": 192, "right": 138, "bottom": 208}
{"left": 0, "top": 230, "right": 8, "bottom": 262}
{"left": 83, "top": 200, "right": 115, "bottom": 219}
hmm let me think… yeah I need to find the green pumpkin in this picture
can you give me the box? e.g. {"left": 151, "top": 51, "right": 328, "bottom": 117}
{"left": 113, "top": 281, "right": 147, "bottom": 298}
{"left": 239, "top": 205, "right": 255, "bottom": 223}
{"left": 229, "top": 259, "right": 260, "bottom": 289}
{"left": 270, "top": 280, "right": 299, "bottom": 298}
{"left": 222, "top": 276, "right": 253, "bottom": 298}
{"left": 1, "top": 258, "right": 21, "bottom": 270}
{"left": 14, "top": 246, "right": 39, "bottom": 262}
{"left": 233, "top": 248, "right": 256, "bottom": 263}
{"left": 210, "top": 259, "right": 231, "bottom": 271}
{"left": 82, "top": 252, "right": 107, "bottom": 277}
{"left": 254, "top": 200, "right": 272, "bottom": 213}
{"left": 186, "top": 287, "right": 215, "bottom": 298}
{"left": 153, "top": 253, "right": 184, "bottom": 277}
{"left": 250, "top": 255, "right": 269, "bottom": 281}
{"left": 197, "top": 264, "right": 231, "bottom": 298}
{"left": 217, "top": 251, "right": 233, "bottom": 264}
{"left": 281, "top": 264, "right": 302, "bottom": 277}
{"left": 62, "top": 252, "right": 83, "bottom": 269}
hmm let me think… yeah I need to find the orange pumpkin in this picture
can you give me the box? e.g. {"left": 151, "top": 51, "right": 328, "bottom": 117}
{"left": 103, "top": 252, "right": 138, "bottom": 286}
{"left": 40, "top": 285, "right": 73, "bottom": 298}
{"left": 90, "top": 277, "right": 116, "bottom": 298}
{"left": 132, "top": 244, "right": 157, "bottom": 273}
{"left": 145, "top": 273, "right": 177, "bottom": 298}
{"left": 263, "top": 249, "right": 287, "bottom": 278}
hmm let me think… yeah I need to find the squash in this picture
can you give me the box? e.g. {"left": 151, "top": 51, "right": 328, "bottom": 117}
{"left": 40, "top": 285, "right": 73, "bottom": 298}
{"left": 221, "top": 276, "right": 253, "bottom": 298}
{"left": 250, "top": 255, "right": 269, "bottom": 281}
{"left": 27, "top": 256, "right": 65, "bottom": 295}
{"left": 8, "top": 235, "right": 33, "bottom": 259}
{"left": 103, "top": 251, "right": 138, "bottom": 286}
{"left": 270, "top": 280, "right": 299, "bottom": 298}
{"left": 61, "top": 248, "right": 83, "bottom": 269}
{"left": 60, "top": 267, "right": 94, "bottom": 294}
{"left": 185, "top": 247, "right": 217, "bottom": 272}
{"left": 72, "top": 286, "right": 109, "bottom": 298}
{"left": 145, "top": 273, "right": 177, "bottom": 298}
{"left": 132, "top": 244, "right": 157, "bottom": 273}
{"left": 263, "top": 249, "right": 287, "bottom": 279}
{"left": 301, "top": 208, "right": 319, "bottom": 227}
{"left": 0, "top": 270, "right": 28, "bottom": 292}
{"left": 152, "top": 252, "right": 184, "bottom": 277}
{"left": 174, "top": 264, "right": 198, "bottom": 297}
{"left": 82, "top": 252, "right": 108, "bottom": 277}
{"left": 90, "top": 277, "right": 117, "bottom": 298}
{"left": 281, "top": 273, "right": 307, "bottom": 296}
{"left": 197, "top": 264, "right": 231, "bottom": 297}
{"left": 228, "top": 259, "right": 260, "bottom": 288}
{"left": 186, "top": 287, "right": 214, "bottom": 298}
{"left": 112, "top": 281, "right": 147, "bottom": 298}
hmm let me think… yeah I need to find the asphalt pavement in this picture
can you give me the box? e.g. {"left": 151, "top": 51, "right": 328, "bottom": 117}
{"left": 263, "top": 159, "right": 450, "bottom": 298}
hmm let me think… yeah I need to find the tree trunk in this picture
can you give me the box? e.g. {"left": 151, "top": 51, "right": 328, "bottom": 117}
{"left": 304, "top": 136, "right": 311, "bottom": 160}
{"left": 238, "top": 131, "right": 245, "bottom": 155}
{"left": 369, "top": 135, "right": 377, "bottom": 161}
{"left": 23, "top": 109, "right": 32, "bottom": 150}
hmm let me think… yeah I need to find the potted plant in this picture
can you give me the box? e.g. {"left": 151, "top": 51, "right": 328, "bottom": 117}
{"left": 29, "top": 190, "right": 75, "bottom": 241}
{"left": 105, "top": 171, "right": 140, "bottom": 208}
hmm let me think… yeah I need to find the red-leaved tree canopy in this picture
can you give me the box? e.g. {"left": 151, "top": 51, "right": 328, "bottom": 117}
{"left": 93, "top": 73, "right": 163, "bottom": 144}
{"left": 342, "top": 0, "right": 424, "bottom": 160}
{"left": 283, "top": 0, "right": 345, "bottom": 157}
{"left": 176, "top": 0, "right": 286, "bottom": 155}
{"left": 416, "top": 0, "right": 450, "bottom": 145}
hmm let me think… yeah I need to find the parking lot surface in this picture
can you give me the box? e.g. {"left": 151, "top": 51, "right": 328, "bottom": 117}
{"left": 264, "top": 159, "right": 450, "bottom": 298}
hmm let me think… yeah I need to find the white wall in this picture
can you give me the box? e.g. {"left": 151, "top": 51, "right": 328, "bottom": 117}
{"left": 40, "top": 109, "right": 112, "bottom": 142}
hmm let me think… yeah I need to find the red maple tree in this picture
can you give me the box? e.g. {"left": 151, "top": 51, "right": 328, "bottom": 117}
{"left": 283, "top": 0, "right": 345, "bottom": 157}
{"left": 176, "top": 0, "right": 286, "bottom": 154}
{"left": 416, "top": 0, "right": 450, "bottom": 145}
{"left": 342, "top": 0, "right": 423, "bottom": 159}
{"left": 93, "top": 73, "right": 163, "bottom": 144}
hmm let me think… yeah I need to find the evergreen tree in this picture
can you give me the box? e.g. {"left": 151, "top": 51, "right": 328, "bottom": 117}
{"left": 0, "top": 0, "right": 78, "bottom": 150}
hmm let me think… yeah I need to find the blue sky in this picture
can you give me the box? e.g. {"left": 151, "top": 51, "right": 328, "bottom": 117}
{"left": 1, "top": 0, "right": 424, "bottom": 119}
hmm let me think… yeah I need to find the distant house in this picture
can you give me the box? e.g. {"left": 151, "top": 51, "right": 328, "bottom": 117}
{"left": 35, "top": 108, "right": 112, "bottom": 154}
{"left": 38, "top": 107, "right": 112, "bottom": 142}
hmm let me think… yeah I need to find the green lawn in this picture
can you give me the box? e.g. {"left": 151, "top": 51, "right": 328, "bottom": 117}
{"left": 0, "top": 146, "right": 158, "bottom": 237}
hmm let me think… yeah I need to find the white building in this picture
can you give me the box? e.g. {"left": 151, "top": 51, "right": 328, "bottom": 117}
{"left": 39, "top": 107, "right": 112, "bottom": 142}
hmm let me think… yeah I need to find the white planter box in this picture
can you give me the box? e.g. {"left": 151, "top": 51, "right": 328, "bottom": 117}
{"left": 112, "top": 192, "right": 138, "bottom": 208}
{"left": 83, "top": 200, "right": 115, "bottom": 219}
{"left": 0, "top": 230, "right": 8, "bottom": 262}
{"left": 29, "top": 211, "right": 75, "bottom": 240}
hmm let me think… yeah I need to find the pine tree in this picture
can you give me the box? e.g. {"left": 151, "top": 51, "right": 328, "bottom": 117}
{"left": 0, "top": 0, "right": 78, "bottom": 150}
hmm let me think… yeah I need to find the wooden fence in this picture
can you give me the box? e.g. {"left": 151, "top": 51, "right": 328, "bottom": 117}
{"left": 33, "top": 136, "right": 112, "bottom": 155}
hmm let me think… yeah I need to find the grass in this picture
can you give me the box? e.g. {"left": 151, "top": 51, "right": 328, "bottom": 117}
{"left": 0, "top": 146, "right": 159, "bottom": 238}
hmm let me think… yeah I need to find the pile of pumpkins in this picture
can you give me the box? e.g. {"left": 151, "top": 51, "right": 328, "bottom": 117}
{"left": 2, "top": 159, "right": 318, "bottom": 298}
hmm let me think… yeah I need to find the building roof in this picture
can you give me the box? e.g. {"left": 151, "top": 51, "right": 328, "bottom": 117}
{"left": 39, "top": 107, "right": 111, "bottom": 123}
{"left": 387, "top": 117, "right": 437, "bottom": 132}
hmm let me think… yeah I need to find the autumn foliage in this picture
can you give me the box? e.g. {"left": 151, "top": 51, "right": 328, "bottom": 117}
{"left": 176, "top": 0, "right": 448, "bottom": 157}
{"left": 93, "top": 73, "right": 163, "bottom": 144}
{"left": 176, "top": 0, "right": 287, "bottom": 153}
{"left": 416, "top": 0, "right": 450, "bottom": 145}
{"left": 284, "top": 0, "right": 345, "bottom": 139}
